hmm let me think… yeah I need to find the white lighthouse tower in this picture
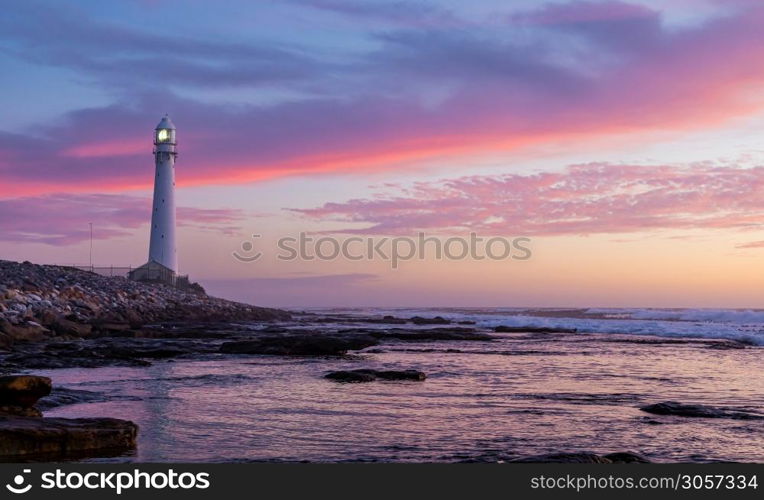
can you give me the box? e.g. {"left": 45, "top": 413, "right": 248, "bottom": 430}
{"left": 128, "top": 115, "right": 185, "bottom": 285}
{"left": 148, "top": 115, "right": 178, "bottom": 272}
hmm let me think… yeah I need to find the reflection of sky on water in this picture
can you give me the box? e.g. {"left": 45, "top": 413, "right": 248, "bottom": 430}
{"left": 39, "top": 328, "right": 764, "bottom": 463}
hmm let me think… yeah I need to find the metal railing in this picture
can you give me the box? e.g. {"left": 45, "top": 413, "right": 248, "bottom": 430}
{"left": 71, "top": 265, "right": 133, "bottom": 277}
{"left": 58, "top": 265, "right": 193, "bottom": 289}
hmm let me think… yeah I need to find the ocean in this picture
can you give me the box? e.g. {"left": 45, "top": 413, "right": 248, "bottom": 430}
{"left": 39, "top": 307, "right": 764, "bottom": 463}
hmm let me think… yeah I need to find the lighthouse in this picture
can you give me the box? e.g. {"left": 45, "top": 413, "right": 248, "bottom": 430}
{"left": 129, "top": 115, "right": 180, "bottom": 285}
{"left": 148, "top": 115, "right": 178, "bottom": 272}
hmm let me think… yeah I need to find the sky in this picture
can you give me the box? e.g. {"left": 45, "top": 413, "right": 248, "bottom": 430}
{"left": 2, "top": 0, "right": 764, "bottom": 307}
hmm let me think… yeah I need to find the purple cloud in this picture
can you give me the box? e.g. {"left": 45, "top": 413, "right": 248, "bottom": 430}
{"left": 0, "top": 1, "right": 320, "bottom": 90}
{"left": 293, "top": 163, "right": 764, "bottom": 236}
{"left": 1, "top": 1, "right": 764, "bottom": 197}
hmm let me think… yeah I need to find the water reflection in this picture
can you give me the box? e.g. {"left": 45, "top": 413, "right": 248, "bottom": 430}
{"left": 40, "top": 331, "right": 764, "bottom": 463}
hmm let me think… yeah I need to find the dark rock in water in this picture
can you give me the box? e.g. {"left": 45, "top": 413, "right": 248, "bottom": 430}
{"left": 357, "top": 315, "right": 408, "bottom": 325}
{"left": 0, "top": 416, "right": 137, "bottom": 459}
{"left": 0, "top": 375, "right": 51, "bottom": 407}
{"left": 494, "top": 325, "right": 577, "bottom": 333}
{"left": 220, "top": 334, "right": 379, "bottom": 356}
{"left": 2, "top": 351, "right": 152, "bottom": 370}
{"left": 325, "top": 370, "right": 377, "bottom": 383}
{"left": 368, "top": 327, "right": 493, "bottom": 342}
{"left": 374, "top": 369, "right": 426, "bottom": 381}
{"left": 511, "top": 451, "right": 650, "bottom": 463}
{"left": 1, "top": 337, "right": 211, "bottom": 370}
{"left": 511, "top": 452, "right": 611, "bottom": 463}
{"left": 325, "top": 369, "right": 427, "bottom": 383}
{"left": 640, "top": 401, "right": 764, "bottom": 420}
{"left": 457, "top": 320, "right": 476, "bottom": 325}
{"left": 410, "top": 316, "right": 451, "bottom": 325}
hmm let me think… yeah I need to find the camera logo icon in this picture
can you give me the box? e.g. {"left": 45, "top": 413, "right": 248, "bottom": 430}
{"left": 232, "top": 234, "right": 263, "bottom": 262}
{"left": 6, "top": 469, "right": 32, "bottom": 494}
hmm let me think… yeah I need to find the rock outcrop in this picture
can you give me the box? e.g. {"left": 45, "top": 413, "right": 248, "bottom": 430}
{"left": 0, "top": 416, "right": 138, "bottom": 459}
{"left": 640, "top": 401, "right": 764, "bottom": 420}
{"left": 410, "top": 316, "right": 451, "bottom": 325}
{"left": 220, "top": 333, "right": 379, "bottom": 356}
{"left": 325, "top": 369, "right": 427, "bottom": 383}
{"left": 510, "top": 451, "right": 650, "bottom": 463}
{"left": 0, "top": 375, "right": 51, "bottom": 417}
{"left": 0, "top": 374, "right": 138, "bottom": 459}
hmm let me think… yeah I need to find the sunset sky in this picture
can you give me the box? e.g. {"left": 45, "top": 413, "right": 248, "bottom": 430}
{"left": 2, "top": 0, "right": 764, "bottom": 307}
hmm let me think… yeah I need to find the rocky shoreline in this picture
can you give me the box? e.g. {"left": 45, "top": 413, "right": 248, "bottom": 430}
{"left": 0, "top": 260, "right": 497, "bottom": 460}
{"left": 1, "top": 260, "right": 759, "bottom": 462}
{"left": 0, "top": 259, "right": 289, "bottom": 460}
{"left": 0, "top": 259, "right": 289, "bottom": 350}
{"left": 0, "top": 375, "right": 137, "bottom": 459}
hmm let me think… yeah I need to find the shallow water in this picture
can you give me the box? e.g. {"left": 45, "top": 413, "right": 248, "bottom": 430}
{"left": 38, "top": 309, "right": 764, "bottom": 463}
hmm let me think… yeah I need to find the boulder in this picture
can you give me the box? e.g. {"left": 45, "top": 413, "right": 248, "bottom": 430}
{"left": 0, "top": 416, "right": 138, "bottom": 459}
{"left": 0, "top": 375, "right": 52, "bottom": 407}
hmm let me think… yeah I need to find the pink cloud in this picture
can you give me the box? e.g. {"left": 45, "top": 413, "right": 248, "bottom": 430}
{"left": 294, "top": 163, "right": 764, "bottom": 236}
{"left": 736, "top": 240, "right": 764, "bottom": 249}
{"left": 0, "top": 193, "right": 246, "bottom": 245}
{"left": 62, "top": 138, "right": 146, "bottom": 158}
